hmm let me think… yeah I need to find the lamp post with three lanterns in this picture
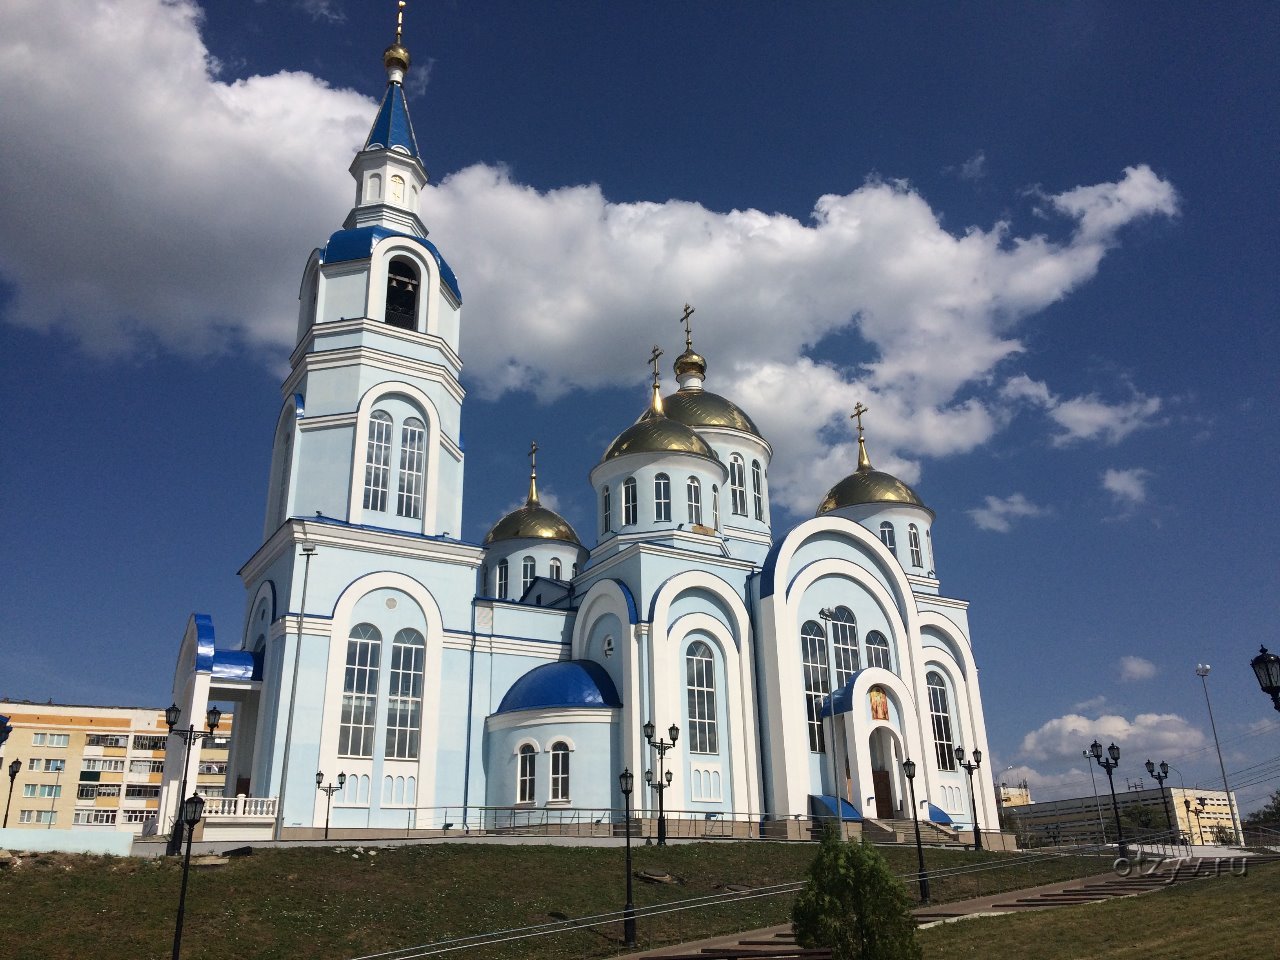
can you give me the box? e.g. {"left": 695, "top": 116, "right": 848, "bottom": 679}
{"left": 644, "top": 720, "right": 678, "bottom": 846}
{"left": 164, "top": 703, "right": 222, "bottom": 855}
{"left": 1088, "top": 739, "right": 1128, "bottom": 859}
{"left": 953, "top": 746, "right": 983, "bottom": 851}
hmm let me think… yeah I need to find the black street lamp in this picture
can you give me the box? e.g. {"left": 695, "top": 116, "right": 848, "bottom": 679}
{"left": 1183, "top": 797, "right": 1195, "bottom": 845}
{"left": 643, "top": 720, "right": 679, "bottom": 846}
{"left": 1195, "top": 796, "right": 1208, "bottom": 845}
{"left": 315, "top": 771, "right": 346, "bottom": 840}
{"left": 1251, "top": 646, "right": 1280, "bottom": 713}
{"left": 1144, "top": 759, "right": 1174, "bottom": 835}
{"left": 1089, "top": 739, "right": 1127, "bottom": 859}
{"left": 164, "top": 704, "right": 222, "bottom": 855}
{"left": 3, "top": 758, "right": 20, "bottom": 828}
{"left": 171, "top": 792, "right": 206, "bottom": 960}
{"left": 954, "top": 746, "right": 983, "bottom": 851}
{"left": 902, "top": 758, "right": 930, "bottom": 904}
{"left": 618, "top": 768, "right": 637, "bottom": 947}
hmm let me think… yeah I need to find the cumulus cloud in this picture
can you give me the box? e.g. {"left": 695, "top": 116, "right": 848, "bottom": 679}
{"left": 1119, "top": 655, "right": 1157, "bottom": 681}
{"left": 1020, "top": 711, "right": 1204, "bottom": 761}
{"left": 296, "top": 0, "right": 346, "bottom": 23}
{"left": 967, "top": 493, "right": 1047, "bottom": 532}
{"left": 0, "top": 0, "right": 1181, "bottom": 514}
{"left": 1001, "top": 375, "right": 1164, "bottom": 446}
{"left": 1102, "top": 467, "right": 1152, "bottom": 506}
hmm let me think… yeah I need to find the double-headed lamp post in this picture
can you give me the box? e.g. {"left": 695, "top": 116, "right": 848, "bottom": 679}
{"left": 171, "top": 792, "right": 206, "bottom": 960}
{"left": 618, "top": 768, "right": 637, "bottom": 947}
{"left": 315, "top": 771, "right": 346, "bottom": 840}
{"left": 1088, "top": 739, "right": 1127, "bottom": 859}
{"left": 164, "top": 703, "right": 222, "bottom": 856}
{"left": 1144, "top": 759, "right": 1173, "bottom": 834}
{"left": 1251, "top": 646, "right": 1280, "bottom": 713}
{"left": 4, "top": 758, "right": 21, "bottom": 828}
{"left": 644, "top": 720, "right": 679, "bottom": 846}
{"left": 953, "top": 746, "right": 983, "bottom": 851}
{"left": 901, "top": 759, "right": 930, "bottom": 904}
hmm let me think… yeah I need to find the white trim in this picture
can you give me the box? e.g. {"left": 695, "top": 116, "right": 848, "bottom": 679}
{"left": 484, "top": 707, "right": 617, "bottom": 735}
{"left": 512, "top": 737, "right": 542, "bottom": 755}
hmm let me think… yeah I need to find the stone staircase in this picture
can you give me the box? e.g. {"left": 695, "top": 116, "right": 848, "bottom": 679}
{"left": 858, "top": 818, "right": 965, "bottom": 846}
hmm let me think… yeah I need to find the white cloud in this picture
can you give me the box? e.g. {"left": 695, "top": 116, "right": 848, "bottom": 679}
{"left": 1102, "top": 467, "right": 1152, "bottom": 505}
{"left": 1020, "top": 711, "right": 1205, "bottom": 761}
{"left": 960, "top": 150, "right": 987, "bottom": 181}
{"left": 296, "top": 0, "right": 346, "bottom": 23}
{"left": 1119, "top": 655, "right": 1157, "bottom": 681}
{"left": 1000, "top": 375, "right": 1164, "bottom": 446}
{"left": 1071, "top": 694, "right": 1108, "bottom": 713}
{"left": 0, "top": 0, "right": 1180, "bottom": 515}
{"left": 967, "top": 493, "right": 1047, "bottom": 532}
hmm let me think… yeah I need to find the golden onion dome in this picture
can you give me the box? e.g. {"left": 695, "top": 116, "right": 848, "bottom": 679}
{"left": 601, "top": 408, "right": 721, "bottom": 463}
{"left": 662, "top": 388, "right": 762, "bottom": 437}
{"left": 673, "top": 348, "right": 707, "bottom": 381}
{"left": 383, "top": 42, "right": 411, "bottom": 75}
{"left": 816, "top": 429, "right": 931, "bottom": 516}
{"left": 484, "top": 503, "right": 581, "bottom": 545}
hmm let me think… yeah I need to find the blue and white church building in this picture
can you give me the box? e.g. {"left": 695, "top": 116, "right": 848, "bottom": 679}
{"left": 161, "top": 28, "right": 999, "bottom": 843}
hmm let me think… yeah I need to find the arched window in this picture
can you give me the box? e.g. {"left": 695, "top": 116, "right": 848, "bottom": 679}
{"left": 389, "top": 174, "right": 405, "bottom": 204}
{"left": 550, "top": 742, "right": 570, "bottom": 801}
{"left": 800, "top": 621, "right": 829, "bottom": 753}
{"left": 602, "top": 485, "right": 611, "bottom": 534}
{"left": 549, "top": 558, "right": 562, "bottom": 580}
{"left": 654, "top": 473, "right": 671, "bottom": 522}
{"left": 385, "top": 258, "right": 419, "bottom": 330}
{"left": 908, "top": 524, "right": 923, "bottom": 567}
{"left": 752, "top": 459, "right": 764, "bottom": 520}
{"left": 686, "top": 477, "right": 702, "bottom": 525}
{"left": 729, "top": 455, "right": 747, "bottom": 515}
{"left": 623, "top": 477, "right": 638, "bottom": 526}
{"left": 686, "top": 641, "right": 719, "bottom": 754}
{"left": 926, "top": 529, "right": 935, "bottom": 573}
{"left": 496, "top": 559, "right": 509, "bottom": 600}
{"left": 363, "top": 411, "right": 393, "bottom": 512}
{"left": 830, "top": 606, "right": 859, "bottom": 686}
{"left": 386, "top": 628, "right": 424, "bottom": 759}
{"left": 712, "top": 485, "right": 720, "bottom": 529}
{"left": 572, "top": 563, "right": 579, "bottom": 578}
{"left": 518, "top": 744, "right": 536, "bottom": 803}
{"left": 340, "top": 623, "right": 381, "bottom": 757}
{"left": 879, "top": 521, "right": 896, "bottom": 555}
{"left": 928, "top": 671, "right": 957, "bottom": 771}
{"left": 865, "top": 630, "right": 892, "bottom": 671}
{"left": 521, "top": 556, "right": 536, "bottom": 594}
{"left": 397, "top": 417, "right": 426, "bottom": 519}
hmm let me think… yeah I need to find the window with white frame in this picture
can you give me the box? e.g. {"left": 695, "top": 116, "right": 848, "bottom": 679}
{"left": 133, "top": 735, "right": 166, "bottom": 751}
{"left": 654, "top": 473, "right": 671, "bottom": 522}
{"left": 687, "top": 476, "right": 702, "bottom": 525}
{"left": 801, "top": 621, "right": 829, "bottom": 753}
{"left": 928, "top": 671, "right": 957, "bottom": 771}
{"left": 879, "top": 521, "right": 896, "bottom": 555}
{"left": 865, "top": 630, "right": 892, "bottom": 671}
{"left": 27, "top": 758, "right": 39, "bottom": 770}
{"left": 32, "top": 733, "right": 69, "bottom": 747}
{"left": 908, "top": 524, "right": 923, "bottom": 567}
{"left": 125, "top": 785, "right": 160, "bottom": 799}
{"left": 497, "top": 559, "right": 509, "bottom": 599}
{"left": 549, "top": 558, "right": 562, "bottom": 580}
{"left": 518, "top": 745, "right": 536, "bottom": 803}
{"left": 19, "top": 810, "right": 56, "bottom": 825}
{"left": 386, "top": 628, "right": 425, "bottom": 760}
{"left": 122, "top": 810, "right": 151, "bottom": 824}
{"left": 686, "top": 641, "right": 719, "bottom": 754}
{"left": 385, "top": 257, "right": 419, "bottom": 329}
{"left": 340, "top": 623, "right": 381, "bottom": 757}
{"left": 85, "top": 734, "right": 127, "bottom": 748}
{"left": 752, "top": 459, "right": 764, "bottom": 520}
{"left": 82, "top": 758, "right": 125, "bottom": 772}
{"left": 129, "top": 759, "right": 165, "bottom": 774}
{"left": 602, "top": 485, "right": 611, "bottom": 533}
{"left": 44, "top": 759, "right": 65, "bottom": 772}
{"left": 623, "top": 477, "right": 638, "bottom": 525}
{"left": 397, "top": 417, "right": 426, "bottom": 519}
{"left": 830, "top": 606, "right": 859, "bottom": 686}
{"left": 77, "top": 784, "right": 99, "bottom": 801}
{"left": 729, "top": 455, "right": 747, "bottom": 515}
{"left": 712, "top": 485, "right": 720, "bottom": 529}
{"left": 926, "top": 529, "right": 934, "bottom": 572}
{"left": 73, "top": 809, "right": 118, "bottom": 826}
{"left": 96, "top": 784, "right": 120, "bottom": 798}
{"left": 363, "top": 410, "right": 393, "bottom": 512}
{"left": 550, "top": 742, "right": 570, "bottom": 801}
{"left": 522, "top": 556, "right": 536, "bottom": 595}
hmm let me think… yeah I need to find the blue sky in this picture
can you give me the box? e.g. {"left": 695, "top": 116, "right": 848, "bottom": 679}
{"left": 2, "top": 1, "right": 1277, "bottom": 810}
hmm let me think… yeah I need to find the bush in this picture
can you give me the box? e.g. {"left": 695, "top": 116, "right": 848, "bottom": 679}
{"left": 792, "top": 826, "right": 922, "bottom": 960}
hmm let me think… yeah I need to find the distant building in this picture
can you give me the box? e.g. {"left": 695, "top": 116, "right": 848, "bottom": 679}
{"left": 0, "top": 701, "right": 230, "bottom": 835}
{"left": 998, "top": 778, "right": 1032, "bottom": 808}
{"left": 1004, "top": 785, "right": 1240, "bottom": 846}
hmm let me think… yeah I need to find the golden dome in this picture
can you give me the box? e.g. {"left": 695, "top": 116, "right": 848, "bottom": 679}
{"left": 662, "top": 388, "right": 762, "bottom": 437}
{"left": 383, "top": 42, "right": 411, "bottom": 74}
{"left": 601, "top": 408, "right": 721, "bottom": 463}
{"left": 816, "top": 428, "right": 931, "bottom": 516}
{"left": 673, "top": 348, "right": 707, "bottom": 380}
{"left": 484, "top": 503, "right": 581, "bottom": 545}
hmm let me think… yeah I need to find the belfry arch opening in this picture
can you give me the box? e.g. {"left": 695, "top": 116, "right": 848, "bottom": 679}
{"left": 386, "top": 257, "right": 420, "bottom": 330}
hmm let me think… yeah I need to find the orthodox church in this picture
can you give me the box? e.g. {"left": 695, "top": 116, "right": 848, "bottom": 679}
{"left": 162, "top": 23, "right": 998, "bottom": 841}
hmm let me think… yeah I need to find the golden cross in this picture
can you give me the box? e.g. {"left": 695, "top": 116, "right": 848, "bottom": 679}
{"left": 678, "top": 303, "right": 696, "bottom": 348}
{"left": 528, "top": 439, "right": 538, "bottom": 469}
{"left": 851, "top": 402, "right": 869, "bottom": 437}
{"left": 649, "top": 344, "right": 664, "bottom": 384}
{"left": 395, "top": 0, "right": 406, "bottom": 43}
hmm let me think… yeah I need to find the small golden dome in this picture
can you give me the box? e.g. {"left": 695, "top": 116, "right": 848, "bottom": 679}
{"left": 601, "top": 409, "right": 721, "bottom": 462}
{"left": 816, "top": 469, "right": 931, "bottom": 516}
{"left": 484, "top": 504, "right": 581, "bottom": 545}
{"left": 383, "top": 42, "right": 411, "bottom": 75}
{"left": 673, "top": 348, "right": 706, "bottom": 380}
{"left": 662, "top": 388, "right": 762, "bottom": 437}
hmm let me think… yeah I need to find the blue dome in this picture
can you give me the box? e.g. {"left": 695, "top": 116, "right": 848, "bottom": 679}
{"left": 495, "top": 660, "right": 621, "bottom": 715}
{"left": 321, "top": 226, "right": 461, "bottom": 302}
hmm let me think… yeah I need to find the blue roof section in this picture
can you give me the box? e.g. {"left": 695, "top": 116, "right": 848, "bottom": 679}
{"left": 820, "top": 675, "right": 859, "bottom": 717}
{"left": 759, "top": 537, "right": 786, "bottom": 599}
{"left": 364, "top": 82, "right": 420, "bottom": 158}
{"left": 495, "top": 660, "right": 622, "bottom": 715}
{"left": 192, "top": 613, "right": 217, "bottom": 673}
{"left": 321, "top": 226, "right": 461, "bottom": 302}
{"left": 809, "top": 795, "right": 863, "bottom": 821}
{"left": 926, "top": 802, "right": 953, "bottom": 825}
{"left": 212, "top": 649, "right": 262, "bottom": 682}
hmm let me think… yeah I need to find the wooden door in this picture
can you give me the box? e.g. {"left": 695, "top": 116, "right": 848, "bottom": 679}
{"left": 872, "top": 770, "right": 893, "bottom": 819}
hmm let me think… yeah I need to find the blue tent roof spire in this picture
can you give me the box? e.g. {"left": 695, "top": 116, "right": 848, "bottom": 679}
{"left": 364, "top": 1, "right": 420, "bottom": 159}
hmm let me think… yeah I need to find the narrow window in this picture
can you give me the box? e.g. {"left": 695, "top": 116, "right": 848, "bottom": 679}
{"left": 729, "top": 455, "right": 747, "bottom": 515}
{"left": 686, "top": 477, "right": 702, "bottom": 525}
{"left": 602, "top": 485, "right": 611, "bottom": 534}
{"left": 801, "top": 621, "right": 829, "bottom": 753}
{"left": 830, "top": 606, "right": 859, "bottom": 687}
{"left": 926, "top": 529, "right": 935, "bottom": 573}
{"left": 549, "top": 558, "right": 562, "bottom": 580}
{"left": 623, "top": 477, "right": 638, "bottom": 526}
{"left": 928, "top": 671, "right": 957, "bottom": 771}
{"left": 385, "top": 628, "right": 424, "bottom": 759}
{"left": 550, "top": 742, "right": 570, "bottom": 801}
{"left": 879, "top": 521, "right": 896, "bottom": 555}
{"left": 865, "top": 630, "right": 892, "bottom": 671}
{"left": 385, "top": 258, "right": 419, "bottom": 329}
{"left": 909, "top": 524, "right": 923, "bottom": 567}
{"left": 712, "top": 485, "right": 720, "bottom": 529}
{"left": 522, "top": 556, "right": 536, "bottom": 594}
{"left": 572, "top": 563, "right": 579, "bottom": 578}
{"left": 497, "top": 560, "right": 509, "bottom": 600}
{"left": 752, "top": 459, "right": 764, "bottom": 521}
{"left": 363, "top": 411, "right": 393, "bottom": 512}
{"left": 276, "top": 429, "right": 292, "bottom": 527}
{"left": 389, "top": 174, "right": 405, "bottom": 203}
{"left": 340, "top": 623, "right": 381, "bottom": 757}
{"left": 654, "top": 473, "right": 671, "bottom": 522}
{"left": 518, "top": 745, "right": 536, "bottom": 803}
{"left": 397, "top": 416, "right": 426, "bottom": 519}
{"left": 686, "top": 641, "right": 719, "bottom": 754}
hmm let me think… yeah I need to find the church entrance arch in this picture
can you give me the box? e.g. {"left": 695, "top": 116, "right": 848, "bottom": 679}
{"left": 867, "top": 726, "right": 904, "bottom": 819}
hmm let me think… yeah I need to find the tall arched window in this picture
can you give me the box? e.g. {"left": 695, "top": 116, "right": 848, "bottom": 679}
{"left": 550, "top": 742, "right": 570, "bottom": 801}
{"left": 623, "top": 477, "right": 638, "bottom": 526}
{"left": 340, "top": 623, "right": 381, "bottom": 757}
{"left": 385, "top": 258, "right": 419, "bottom": 329}
{"left": 830, "top": 606, "right": 859, "bottom": 686}
{"left": 654, "top": 473, "right": 671, "bottom": 522}
{"left": 800, "top": 621, "right": 829, "bottom": 753}
{"left": 397, "top": 417, "right": 426, "bottom": 519}
{"left": 729, "top": 455, "right": 747, "bottom": 515}
{"left": 601, "top": 485, "right": 611, "bottom": 534}
{"left": 752, "top": 459, "right": 764, "bottom": 520}
{"left": 518, "top": 744, "right": 536, "bottom": 803}
{"left": 926, "top": 530, "right": 934, "bottom": 573}
{"left": 686, "top": 641, "right": 719, "bottom": 754}
{"left": 549, "top": 558, "right": 562, "bottom": 580}
{"left": 686, "top": 477, "right": 702, "bottom": 525}
{"left": 879, "top": 521, "right": 896, "bottom": 555}
{"left": 908, "top": 524, "right": 923, "bottom": 567}
{"left": 711, "top": 485, "right": 720, "bottom": 529}
{"left": 865, "top": 630, "right": 892, "bottom": 671}
{"left": 386, "top": 628, "right": 424, "bottom": 759}
{"left": 928, "top": 671, "right": 957, "bottom": 771}
{"left": 496, "top": 559, "right": 509, "bottom": 600}
{"left": 363, "top": 411, "right": 393, "bottom": 512}
{"left": 521, "top": 556, "right": 536, "bottom": 594}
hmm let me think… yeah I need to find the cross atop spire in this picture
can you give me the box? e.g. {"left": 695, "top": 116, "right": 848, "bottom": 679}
{"left": 526, "top": 440, "right": 539, "bottom": 505}
{"left": 678, "top": 303, "right": 696, "bottom": 350}
{"left": 851, "top": 402, "right": 873, "bottom": 471}
{"left": 394, "top": 0, "right": 406, "bottom": 44}
{"left": 648, "top": 345, "right": 665, "bottom": 415}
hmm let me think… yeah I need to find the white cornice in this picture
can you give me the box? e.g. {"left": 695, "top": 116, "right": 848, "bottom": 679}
{"left": 584, "top": 538, "right": 755, "bottom": 583}
{"left": 282, "top": 346, "right": 466, "bottom": 407}
{"left": 485, "top": 707, "right": 618, "bottom": 734}
{"left": 289, "top": 317, "right": 464, "bottom": 375}
{"left": 916, "top": 593, "right": 969, "bottom": 611}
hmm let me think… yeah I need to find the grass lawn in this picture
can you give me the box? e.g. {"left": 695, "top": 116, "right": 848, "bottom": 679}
{"left": 0, "top": 841, "right": 1110, "bottom": 960}
{"left": 918, "top": 859, "right": 1280, "bottom": 960}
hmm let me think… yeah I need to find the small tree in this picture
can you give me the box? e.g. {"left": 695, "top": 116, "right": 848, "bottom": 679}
{"left": 1244, "top": 789, "right": 1280, "bottom": 827}
{"left": 792, "top": 826, "right": 922, "bottom": 960}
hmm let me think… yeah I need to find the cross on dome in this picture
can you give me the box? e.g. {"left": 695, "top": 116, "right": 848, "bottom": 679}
{"left": 679, "top": 303, "right": 696, "bottom": 349}
{"left": 526, "top": 439, "right": 539, "bottom": 505}
{"left": 851, "top": 402, "right": 873, "bottom": 471}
